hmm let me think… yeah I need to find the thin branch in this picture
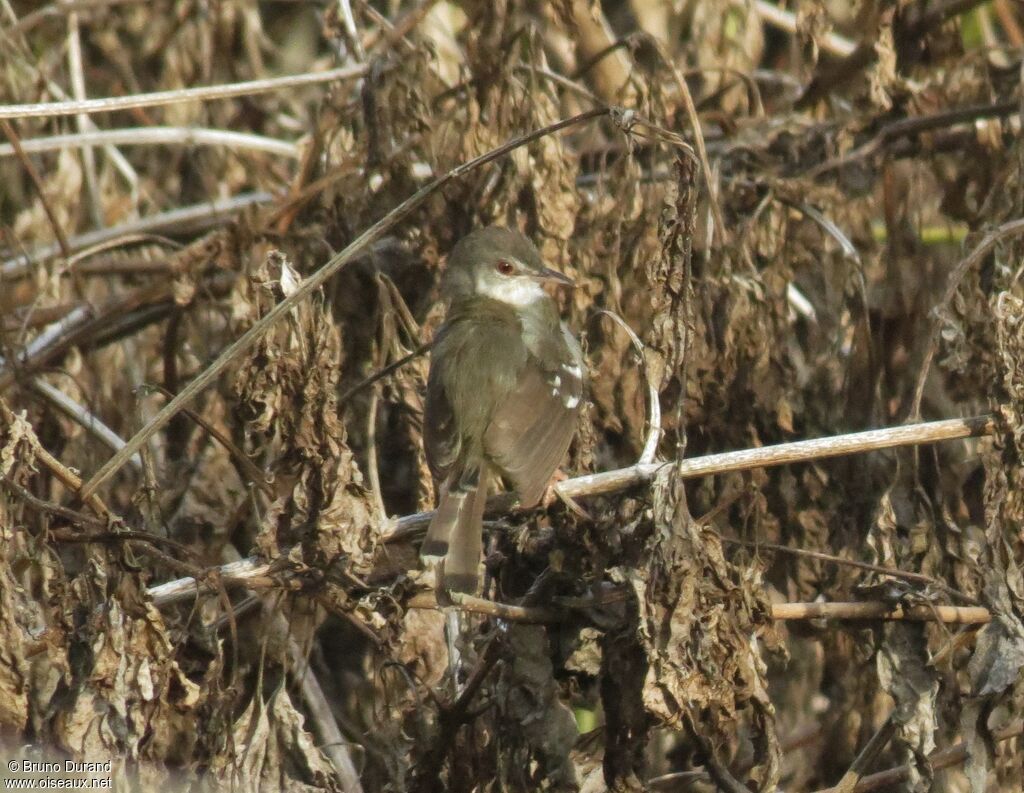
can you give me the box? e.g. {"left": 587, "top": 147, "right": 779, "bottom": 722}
{"left": 649, "top": 35, "right": 727, "bottom": 247}
{"left": 828, "top": 713, "right": 896, "bottom": 793}
{"left": 286, "top": 630, "right": 365, "bottom": 793}
{"left": 67, "top": 7, "right": 102, "bottom": 227}
{"left": 0, "top": 119, "right": 72, "bottom": 258}
{"left": 144, "top": 384, "right": 274, "bottom": 496}
{"left": 0, "top": 65, "right": 368, "bottom": 120}
{"left": 719, "top": 537, "right": 976, "bottom": 604}
{"left": 78, "top": 107, "right": 612, "bottom": 500}
{"left": 0, "top": 127, "right": 301, "bottom": 160}
{"left": 813, "top": 722, "right": 1024, "bottom": 793}
{"left": 770, "top": 601, "right": 990, "bottom": 624}
{"left": 753, "top": 0, "right": 855, "bottom": 57}
{"left": 28, "top": 379, "right": 144, "bottom": 471}
{"left": 2, "top": 191, "right": 273, "bottom": 279}
{"left": 339, "top": 343, "right": 431, "bottom": 404}
{"left": 556, "top": 413, "right": 994, "bottom": 500}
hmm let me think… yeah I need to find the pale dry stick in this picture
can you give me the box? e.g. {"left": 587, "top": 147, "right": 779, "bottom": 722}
{"left": 910, "top": 217, "right": 1024, "bottom": 419}
{"left": 771, "top": 601, "right": 990, "bottom": 624}
{"left": 22, "top": 305, "right": 93, "bottom": 358}
{"left": 0, "top": 127, "right": 301, "bottom": 159}
{"left": 150, "top": 559, "right": 992, "bottom": 625}
{"left": 1, "top": 42, "right": 139, "bottom": 195}
{"left": 337, "top": 0, "right": 365, "bottom": 61}
{"left": 826, "top": 714, "right": 896, "bottom": 793}
{"left": 846, "top": 723, "right": 1023, "bottom": 793}
{"left": 720, "top": 536, "right": 974, "bottom": 604}
{"left": 78, "top": 107, "right": 612, "bottom": 501}
{"left": 33, "top": 440, "right": 112, "bottom": 520}
{"left": 10, "top": 0, "right": 148, "bottom": 35}
{"left": 565, "top": 0, "right": 637, "bottom": 104}
{"left": 66, "top": 8, "right": 102, "bottom": 228}
{"left": 557, "top": 413, "right": 995, "bottom": 500}
{"left": 1, "top": 191, "right": 273, "bottom": 278}
{"left": 753, "top": 0, "right": 856, "bottom": 58}
{"left": 649, "top": 36, "right": 728, "bottom": 247}
{"left": 0, "top": 119, "right": 72, "bottom": 258}
{"left": 0, "top": 64, "right": 368, "bottom": 119}
{"left": 416, "top": 595, "right": 992, "bottom": 625}
{"left": 282, "top": 618, "right": 364, "bottom": 793}
{"left": 28, "top": 379, "right": 144, "bottom": 472}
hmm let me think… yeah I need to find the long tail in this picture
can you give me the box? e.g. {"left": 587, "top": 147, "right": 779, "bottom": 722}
{"left": 421, "top": 468, "right": 488, "bottom": 593}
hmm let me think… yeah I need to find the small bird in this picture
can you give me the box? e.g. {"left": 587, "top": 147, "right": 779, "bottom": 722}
{"left": 421, "top": 227, "right": 585, "bottom": 593}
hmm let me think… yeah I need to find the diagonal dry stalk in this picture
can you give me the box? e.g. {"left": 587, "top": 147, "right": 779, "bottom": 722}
{"left": 78, "top": 106, "right": 613, "bottom": 500}
{"left": 0, "top": 65, "right": 368, "bottom": 119}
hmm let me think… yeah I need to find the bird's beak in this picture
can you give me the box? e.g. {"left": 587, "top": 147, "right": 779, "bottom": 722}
{"left": 533, "top": 266, "right": 575, "bottom": 288}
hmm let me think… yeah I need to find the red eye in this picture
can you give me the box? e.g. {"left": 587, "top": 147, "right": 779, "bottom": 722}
{"left": 495, "top": 259, "right": 514, "bottom": 275}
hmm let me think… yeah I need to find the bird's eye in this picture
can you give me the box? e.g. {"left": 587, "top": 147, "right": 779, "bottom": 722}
{"left": 495, "top": 259, "right": 514, "bottom": 276}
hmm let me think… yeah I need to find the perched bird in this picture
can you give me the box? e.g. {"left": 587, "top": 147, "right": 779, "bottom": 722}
{"left": 421, "top": 227, "right": 585, "bottom": 593}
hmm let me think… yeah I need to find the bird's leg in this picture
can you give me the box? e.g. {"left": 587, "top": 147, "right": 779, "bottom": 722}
{"left": 443, "top": 606, "right": 465, "bottom": 696}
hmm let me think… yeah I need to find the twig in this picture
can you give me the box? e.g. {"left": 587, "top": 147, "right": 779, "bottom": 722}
{"left": 67, "top": 8, "right": 102, "bottom": 227}
{"left": 0, "top": 64, "right": 368, "bottom": 119}
{"left": 556, "top": 413, "right": 994, "bottom": 500}
{"left": 148, "top": 555, "right": 992, "bottom": 626}
{"left": 28, "top": 379, "right": 144, "bottom": 471}
{"left": 0, "top": 127, "right": 301, "bottom": 160}
{"left": 2, "top": 191, "right": 273, "bottom": 279}
{"left": 286, "top": 632, "right": 365, "bottom": 793}
{"left": 770, "top": 601, "right": 990, "bottom": 624}
{"left": 719, "top": 537, "right": 975, "bottom": 604}
{"left": 3, "top": 39, "right": 139, "bottom": 193}
{"left": 360, "top": 0, "right": 442, "bottom": 52}
{"left": 33, "top": 440, "right": 113, "bottom": 520}
{"left": 1, "top": 476, "right": 105, "bottom": 528}
{"left": 147, "top": 556, "right": 276, "bottom": 604}
{"left": 564, "top": 0, "right": 637, "bottom": 103}
{"left": 813, "top": 722, "right": 1024, "bottom": 793}
{"left": 339, "top": 343, "right": 430, "bottom": 404}
{"left": 649, "top": 35, "right": 727, "bottom": 246}
{"left": 145, "top": 384, "right": 273, "bottom": 496}
{"left": 753, "top": 0, "right": 855, "bottom": 57}
{"left": 9, "top": 0, "right": 149, "bottom": 35}
{"left": 0, "top": 119, "right": 72, "bottom": 258}
{"left": 808, "top": 99, "right": 1019, "bottom": 179}
{"left": 826, "top": 713, "right": 896, "bottom": 793}
{"left": 146, "top": 411, "right": 998, "bottom": 607}
{"left": 78, "top": 107, "right": 612, "bottom": 500}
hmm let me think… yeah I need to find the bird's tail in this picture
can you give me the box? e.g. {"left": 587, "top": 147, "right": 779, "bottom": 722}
{"left": 421, "top": 468, "right": 488, "bottom": 593}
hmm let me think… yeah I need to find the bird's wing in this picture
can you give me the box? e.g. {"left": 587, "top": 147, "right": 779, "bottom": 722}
{"left": 422, "top": 350, "right": 461, "bottom": 487}
{"left": 483, "top": 344, "right": 584, "bottom": 506}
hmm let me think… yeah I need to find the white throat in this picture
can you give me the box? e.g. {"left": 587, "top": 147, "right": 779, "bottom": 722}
{"left": 477, "top": 277, "right": 547, "bottom": 308}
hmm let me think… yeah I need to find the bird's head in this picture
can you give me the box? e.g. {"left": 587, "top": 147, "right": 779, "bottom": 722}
{"left": 442, "top": 227, "right": 573, "bottom": 308}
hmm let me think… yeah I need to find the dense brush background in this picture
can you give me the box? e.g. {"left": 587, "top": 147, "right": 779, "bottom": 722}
{"left": 2, "top": 1, "right": 1024, "bottom": 791}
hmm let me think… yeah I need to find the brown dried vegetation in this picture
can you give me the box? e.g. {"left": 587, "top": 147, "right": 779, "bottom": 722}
{"left": 2, "top": 1, "right": 1024, "bottom": 791}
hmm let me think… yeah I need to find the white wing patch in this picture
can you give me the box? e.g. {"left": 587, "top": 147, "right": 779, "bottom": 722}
{"left": 547, "top": 359, "right": 584, "bottom": 410}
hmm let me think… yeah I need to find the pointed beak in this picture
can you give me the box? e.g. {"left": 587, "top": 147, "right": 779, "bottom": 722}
{"left": 533, "top": 266, "right": 575, "bottom": 288}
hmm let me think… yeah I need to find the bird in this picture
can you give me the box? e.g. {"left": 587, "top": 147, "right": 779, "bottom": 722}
{"left": 421, "top": 227, "right": 585, "bottom": 593}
